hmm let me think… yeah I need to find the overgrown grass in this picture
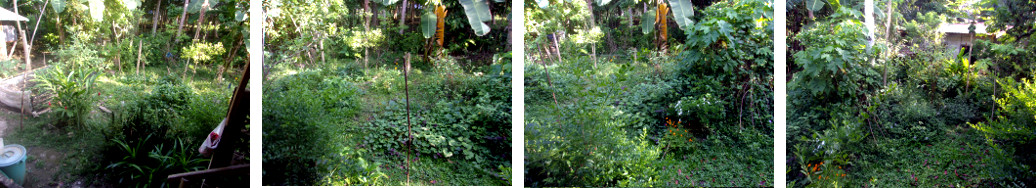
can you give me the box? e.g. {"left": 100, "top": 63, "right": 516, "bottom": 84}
{"left": 525, "top": 54, "right": 774, "bottom": 187}
{"left": 787, "top": 19, "right": 1036, "bottom": 186}
{"left": 5, "top": 63, "right": 242, "bottom": 186}
{"left": 262, "top": 55, "right": 512, "bottom": 186}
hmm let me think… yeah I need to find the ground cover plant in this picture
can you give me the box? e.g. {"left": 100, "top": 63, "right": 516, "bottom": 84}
{"left": 787, "top": 0, "right": 1036, "bottom": 187}
{"left": 261, "top": 0, "right": 512, "bottom": 186}
{"left": 524, "top": 0, "right": 774, "bottom": 186}
{"left": 0, "top": 0, "right": 250, "bottom": 187}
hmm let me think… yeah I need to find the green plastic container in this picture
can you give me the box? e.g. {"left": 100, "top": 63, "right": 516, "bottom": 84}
{"left": 0, "top": 144, "right": 26, "bottom": 185}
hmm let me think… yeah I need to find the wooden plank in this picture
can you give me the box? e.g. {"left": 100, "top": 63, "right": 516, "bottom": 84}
{"left": 208, "top": 62, "right": 249, "bottom": 168}
{"left": 166, "top": 164, "right": 249, "bottom": 183}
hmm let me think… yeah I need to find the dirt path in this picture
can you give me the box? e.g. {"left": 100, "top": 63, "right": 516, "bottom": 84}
{"left": 0, "top": 111, "right": 99, "bottom": 187}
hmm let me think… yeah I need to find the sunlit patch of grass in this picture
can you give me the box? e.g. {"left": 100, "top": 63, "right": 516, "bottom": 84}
{"left": 378, "top": 156, "right": 504, "bottom": 186}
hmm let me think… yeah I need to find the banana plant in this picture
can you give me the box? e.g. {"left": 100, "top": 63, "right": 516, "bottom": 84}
{"left": 421, "top": 5, "right": 449, "bottom": 58}
{"left": 668, "top": 0, "right": 694, "bottom": 30}
{"left": 400, "top": 0, "right": 496, "bottom": 37}
{"left": 641, "top": 0, "right": 693, "bottom": 51}
{"left": 459, "top": 0, "right": 493, "bottom": 36}
{"left": 656, "top": 2, "right": 669, "bottom": 50}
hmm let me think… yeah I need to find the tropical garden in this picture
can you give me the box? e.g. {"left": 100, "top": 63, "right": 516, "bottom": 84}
{"left": 261, "top": 0, "right": 511, "bottom": 186}
{"left": 524, "top": 0, "right": 773, "bottom": 186}
{"left": 0, "top": 0, "right": 251, "bottom": 187}
{"left": 787, "top": 0, "right": 1036, "bottom": 186}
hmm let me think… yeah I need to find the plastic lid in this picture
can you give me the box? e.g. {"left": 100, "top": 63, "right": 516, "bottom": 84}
{"left": 0, "top": 145, "right": 25, "bottom": 167}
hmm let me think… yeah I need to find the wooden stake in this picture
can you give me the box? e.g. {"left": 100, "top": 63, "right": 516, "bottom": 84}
{"left": 403, "top": 53, "right": 412, "bottom": 185}
{"left": 137, "top": 39, "right": 143, "bottom": 74}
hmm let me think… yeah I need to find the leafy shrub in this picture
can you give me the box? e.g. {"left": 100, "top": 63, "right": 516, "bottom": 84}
{"left": 790, "top": 19, "right": 876, "bottom": 100}
{"left": 791, "top": 111, "right": 866, "bottom": 187}
{"left": 971, "top": 79, "right": 1036, "bottom": 143}
{"left": 182, "top": 42, "right": 227, "bottom": 64}
{"left": 178, "top": 89, "right": 232, "bottom": 140}
{"left": 262, "top": 71, "right": 364, "bottom": 185}
{"left": 0, "top": 59, "right": 19, "bottom": 78}
{"left": 100, "top": 81, "right": 207, "bottom": 187}
{"left": 318, "top": 146, "right": 387, "bottom": 186}
{"left": 53, "top": 38, "right": 107, "bottom": 73}
{"left": 362, "top": 73, "right": 511, "bottom": 163}
{"left": 525, "top": 103, "right": 659, "bottom": 187}
{"left": 670, "top": 0, "right": 774, "bottom": 136}
{"left": 34, "top": 64, "right": 100, "bottom": 128}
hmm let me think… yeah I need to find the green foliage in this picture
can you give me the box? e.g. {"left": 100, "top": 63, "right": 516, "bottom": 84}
{"left": 421, "top": 11, "right": 437, "bottom": 39}
{"left": 100, "top": 81, "right": 212, "bottom": 187}
{"left": 460, "top": 0, "right": 493, "bottom": 36}
{"left": 791, "top": 19, "right": 876, "bottom": 100}
{"left": 971, "top": 79, "right": 1036, "bottom": 143}
{"left": 677, "top": 0, "right": 774, "bottom": 135}
{"left": 34, "top": 64, "right": 99, "bottom": 128}
{"left": 262, "top": 70, "right": 363, "bottom": 185}
{"left": 105, "top": 137, "right": 208, "bottom": 187}
{"left": 669, "top": 0, "right": 696, "bottom": 30}
{"left": 362, "top": 70, "right": 511, "bottom": 163}
{"left": 0, "top": 59, "right": 20, "bottom": 78}
{"left": 902, "top": 12, "right": 945, "bottom": 48}
{"left": 641, "top": 9, "right": 656, "bottom": 34}
{"left": 806, "top": 0, "right": 825, "bottom": 12}
{"left": 525, "top": 2, "right": 774, "bottom": 186}
{"left": 318, "top": 146, "right": 387, "bottom": 186}
{"left": 263, "top": 59, "right": 511, "bottom": 185}
{"left": 182, "top": 42, "right": 227, "bottom": 64}
{"left": 525, "top": 103, "right": 660, "bottom": 186}
{"left": 788, "top": 1, "right": 1036, "bottom": 186}
{"left": 53, "top": 38, "right": 107, "bottom": 73}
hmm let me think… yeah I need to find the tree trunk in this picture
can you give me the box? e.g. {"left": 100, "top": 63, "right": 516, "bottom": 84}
{"left": 58, "top": 16, "right": 64, "bottom": 44}
{"left": 152, "top": 0, "right": 162, "bottom": 35}
{"left": 363, "top": 0, "right": 370, "bottom": 72}
{"left": 219, "top": 36, "right": 243, "bottom": 82}
{"left": 584, "top": 0, "right": 597, "bottom": 68}
{"left": 176, "top": 0, "right": 191, "bottom": 42}
{"left": 398, "top": 0, "right": 407, "bottom": 35}
{"left": 13, "top": 0, "right": 29, "bottom": 72}
{"left": 884, "top": 0, "right": 893, "bottom": 85}
{"left": 194, "top": 0, "right": 210, "bottom": 41}
{"left": 19, "top": 28, "right": 29, "bottom": 72}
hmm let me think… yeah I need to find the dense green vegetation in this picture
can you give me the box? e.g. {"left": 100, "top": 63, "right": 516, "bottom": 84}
{"left": 524, "top": 0, "right": 773, "bottom": 186}
{"left": 787, "top": 0, "right": 1036, "bottom": 187}
{"left": 261, "top": 0, "right": 512, "bottom": 186}
{"left": 11, "top": 66, "right": 243, "bottom": 187}
{"left": 0, "top": 0, "right": 250, "bottom": 186}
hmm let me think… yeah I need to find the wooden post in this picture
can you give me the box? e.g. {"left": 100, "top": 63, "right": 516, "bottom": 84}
{"left": 136, "top": 39, "right": 143, "bottom": 74}
{"left": 19, "top": 28, "right": 29, "bottom": 71}
{"left": 0, "top": 30, "right": 8, "bottom": 60}
{"left": 404, "top": 53, "right": 412, "bottom": 185}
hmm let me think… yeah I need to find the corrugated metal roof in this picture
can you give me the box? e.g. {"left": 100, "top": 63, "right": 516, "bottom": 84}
{"left": 938, "top": 22, "right": 987, "bottom": 34}
{"left": 0, "top": 8, "right": 27, "bottom": 21}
